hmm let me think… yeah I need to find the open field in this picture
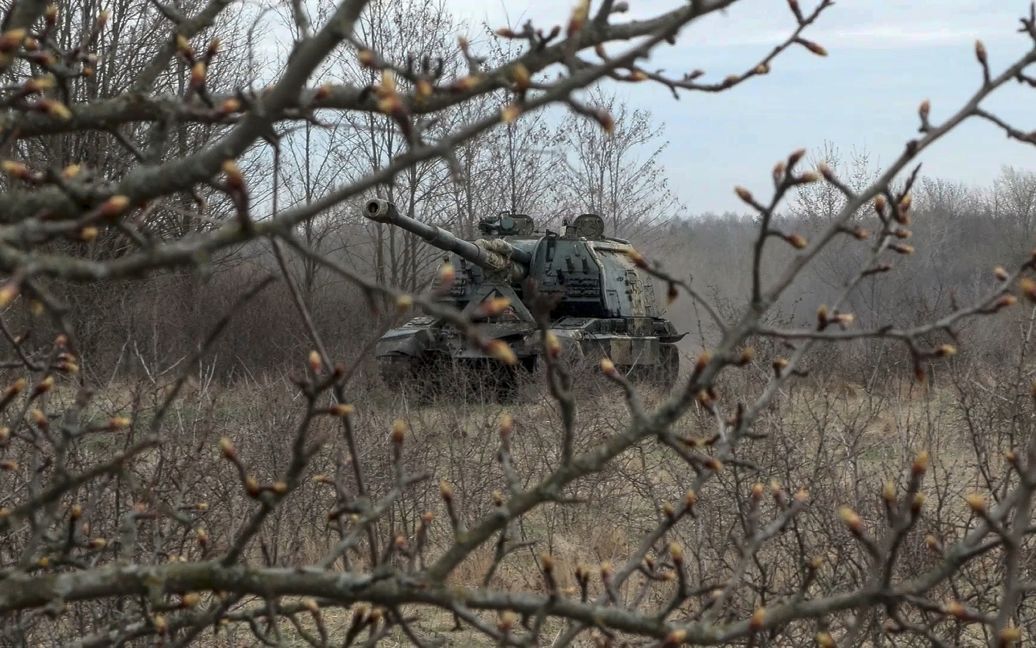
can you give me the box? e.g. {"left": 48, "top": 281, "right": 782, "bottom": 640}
{"left": 5, "top": 347, "right": 1030, "bottom": 645}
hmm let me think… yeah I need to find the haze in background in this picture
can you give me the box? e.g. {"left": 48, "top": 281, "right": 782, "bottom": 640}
{"left": 452, "top": 0, "right": 1036, "bottom": 215}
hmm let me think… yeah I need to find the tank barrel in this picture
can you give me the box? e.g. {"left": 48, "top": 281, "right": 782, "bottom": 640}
{"left": 362, "top": 199, "right": 531, "bottom": 275}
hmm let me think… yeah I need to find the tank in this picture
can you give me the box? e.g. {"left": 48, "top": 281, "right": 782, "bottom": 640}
{"left": 364, "top": 199, "right": 683, "bottom": 398}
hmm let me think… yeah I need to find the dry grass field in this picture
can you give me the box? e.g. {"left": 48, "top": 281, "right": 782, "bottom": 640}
{"left": 10, "top": 337, "right": 1027, "bottom": 645}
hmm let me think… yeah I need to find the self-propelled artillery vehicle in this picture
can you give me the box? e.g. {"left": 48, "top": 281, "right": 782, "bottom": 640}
{"left": 364, "top": 199, "right": 682, "bottom": 397}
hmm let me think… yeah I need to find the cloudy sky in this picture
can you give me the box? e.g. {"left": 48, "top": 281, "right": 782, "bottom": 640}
{"left": 448, "top": 0, "right": 1036, "bottom": 215}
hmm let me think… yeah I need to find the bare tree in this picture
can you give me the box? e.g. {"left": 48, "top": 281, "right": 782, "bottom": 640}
{"left": 555, "top": 88, "right": 682, "bottom": 239}
{"left": 991, "top": 165, "right": 1036, "bottom": 249}
{"left": 340, "top": 0, "right": 459, "bottom": 291}
{"left": 441, "top": 32, "right": 565, "bottom": 238}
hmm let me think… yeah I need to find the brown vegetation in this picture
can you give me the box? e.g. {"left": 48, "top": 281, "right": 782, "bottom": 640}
{"left": 2, "top": 0, "right": 1036, "bottom": 646}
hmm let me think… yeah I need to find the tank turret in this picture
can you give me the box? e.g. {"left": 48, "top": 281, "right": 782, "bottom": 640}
{"left": 363, "top": 199, "right": 684, "bottom": 401}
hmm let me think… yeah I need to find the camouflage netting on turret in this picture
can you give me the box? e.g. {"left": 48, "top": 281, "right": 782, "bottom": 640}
{"left": 474, "top": 238, "right": 518, "bottom": 281}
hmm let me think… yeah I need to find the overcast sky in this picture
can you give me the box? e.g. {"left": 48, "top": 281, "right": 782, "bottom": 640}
{"left": 447, "top": 0, "right": 1036, "bottom": 215}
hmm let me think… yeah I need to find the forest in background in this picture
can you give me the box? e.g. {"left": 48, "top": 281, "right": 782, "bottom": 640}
{"left": 9, "top": 0, "right": 1035, "bottom": 388}
{"left": 52, "top": 157, "right": 1036, "bottom": 389}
